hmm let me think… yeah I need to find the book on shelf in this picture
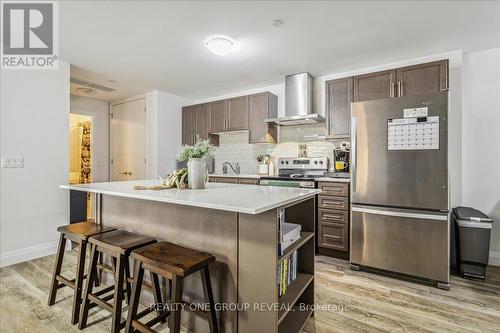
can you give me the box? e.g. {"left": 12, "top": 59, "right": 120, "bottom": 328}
{"left": 278, "top": 250, "right": 298, "bottom": 297}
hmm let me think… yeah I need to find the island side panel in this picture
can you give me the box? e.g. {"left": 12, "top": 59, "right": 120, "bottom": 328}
{"left": 238, "top": 209, "right": 279, "bottom": 333}
{"left": 101, "top": 195, "right": 238, "bottom": 333}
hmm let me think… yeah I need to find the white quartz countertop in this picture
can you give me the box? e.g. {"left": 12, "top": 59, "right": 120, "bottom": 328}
{"left": 60, "top": 180, "right": 319, "bottom": 215}
{"left": 316, "top": 177, "right": 351, "bottom": 183}
{"left": 209, "top": 174, "right": 262, "bottom": 179}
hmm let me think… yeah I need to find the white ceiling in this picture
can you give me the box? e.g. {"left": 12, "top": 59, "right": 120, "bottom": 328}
{"left": 61, "top": 1, "right": 500, "bottom": 101}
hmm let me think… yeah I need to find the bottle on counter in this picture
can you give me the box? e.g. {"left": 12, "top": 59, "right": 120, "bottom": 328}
{"left": 268, "top": 160, "right": 275, "bottom": 176}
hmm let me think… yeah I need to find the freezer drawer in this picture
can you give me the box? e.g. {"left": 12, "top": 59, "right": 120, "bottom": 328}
{"left": 350, "top": 205, "right": 450, "bottom": 283}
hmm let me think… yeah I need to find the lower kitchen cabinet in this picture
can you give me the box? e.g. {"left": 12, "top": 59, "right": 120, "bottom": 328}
{"left": 319, "top": 222, "right": 348, "bottom": 252}
{"left": 317, "top": 181, "right": 350, "bottom": 260}
{"left": 208, "top": 176, "right": 259, "bottom": 185}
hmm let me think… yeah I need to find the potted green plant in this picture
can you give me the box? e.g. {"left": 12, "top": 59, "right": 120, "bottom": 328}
{"left": 177, "top": 136, "right": 216, "bottom": 189}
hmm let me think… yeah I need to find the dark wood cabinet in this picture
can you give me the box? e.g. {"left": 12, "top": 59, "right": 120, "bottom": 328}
{"left": 354, "top": 69, "right": 396, "bottom": 102}
{"left": 182, "top": 104, "right": 218, "bottom": 146}
{"left": 317, "top": 181, "right": 350, "bottom": 259}
{"left": 183, "top": 91, "right": 277, "bottom": 144}
{"left": 396, "top": 60, "right": 448, "bottom": 97}
{"left": 182, "top": 106, "right": 196, "bottom": 145}
{"left": 195, "top": 104, "right": 209, "bottom": 140}
{"left": 248, "top": 92, "right": 277, "bottom": 144}
{"left": 227, "top": 96, "right": 249, "bottom": 131}
{"left": 208, "top": 100, "right": 227, "bottom": 133}
{"left": 326, "top": 77, "right": 353, "bottom": 138}
{"left": 208, "top": 176, "right": 259, "bottom": 185}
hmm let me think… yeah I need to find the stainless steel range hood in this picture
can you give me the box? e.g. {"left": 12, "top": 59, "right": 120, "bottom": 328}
{"left": 265, "top": 72, "right": 325, "bottom": 125}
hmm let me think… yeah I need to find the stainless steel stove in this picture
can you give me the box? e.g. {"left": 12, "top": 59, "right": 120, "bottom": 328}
{"left": 259, "top": 157, "right": 328, "bottom": 188}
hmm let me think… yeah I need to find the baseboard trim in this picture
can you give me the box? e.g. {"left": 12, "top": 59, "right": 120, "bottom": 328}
{"left": 490, "top": 251, "right": 500, "bottom": 267}
{"left": 0, "top": 240, "right": 71, "bottom": 268}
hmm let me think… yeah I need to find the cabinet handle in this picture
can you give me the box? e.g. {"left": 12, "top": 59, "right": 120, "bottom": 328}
{"left": 325, "top": 234, "right": 342, "bottom": 240}
{"left": 390, "top": 82, "right": 394, "bottom": 98}
{"left": 398, "top": 81, "right": 402, "bottom": 97}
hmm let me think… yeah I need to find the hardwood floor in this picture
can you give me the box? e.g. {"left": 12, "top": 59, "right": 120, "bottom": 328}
{"left": 305, "top": 256, "right": 500, "bottom": 333}
{"left": 1, "top": 251, "right": 499, "bottom": 332}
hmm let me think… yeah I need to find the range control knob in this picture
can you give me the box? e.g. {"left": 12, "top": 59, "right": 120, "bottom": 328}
{"left": 314, "top": 161, "right": 318, "bottom": 164}
{"left": 281, "top": 161, "right": 284, "bottom": 164}
{"left": 285, "top": 161, "right": 289, "bottom": 164}
{"left": 319, "top": 160, "right": 323, "bottom": 164}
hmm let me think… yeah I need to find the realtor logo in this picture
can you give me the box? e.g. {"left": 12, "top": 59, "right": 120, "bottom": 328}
{"left": 1, "top": 1, "right": 58, "bottom": 69}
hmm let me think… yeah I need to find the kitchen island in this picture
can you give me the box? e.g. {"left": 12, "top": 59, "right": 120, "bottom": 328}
{"left": 61, "top": 180, "right": 318, "bottom": 333}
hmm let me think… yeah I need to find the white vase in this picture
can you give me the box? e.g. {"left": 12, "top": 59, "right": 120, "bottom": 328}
{"left": 188, "top": 158, "right": 206, "bottom": 189}
{"left": 258, "top": 163, "right": 269, "bottom": 175}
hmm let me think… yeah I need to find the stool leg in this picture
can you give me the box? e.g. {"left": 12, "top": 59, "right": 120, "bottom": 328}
{"left": 124, "top": 257, "right": 132, "bottom": 304}
{"left": 47, "top": 233, "right": 67, "bottom": 306}
{"left": 169, "top": 275, "right": 183, "bottom": 333}
{"left": 79, "top": 244, "right": 98, "bottom": 329}
{"left": 95, "top": 251, "right": 103, "bottom": 287}
{"left": 70, "top": 239, "right": 87, "bottom": 325}
{"left": 150, "top": 272, "right": 166, "bottom": 322}
{"left": 125, "top": 261, "right": 144, "bottom": 333}
{"left": 201, "top": 266, "right": 219, "bottom": 333}
{"left": 111, "top": 254, "right": 125, "bottom": 333}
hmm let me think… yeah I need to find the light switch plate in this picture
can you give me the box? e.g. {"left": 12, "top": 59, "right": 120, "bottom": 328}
{"left": 1, "top": 156, "right": 24, "bottom": 168}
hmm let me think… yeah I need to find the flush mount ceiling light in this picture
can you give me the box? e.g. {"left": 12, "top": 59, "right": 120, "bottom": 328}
{"left": 205, "top": 35, "right": 235, "bottom": 56}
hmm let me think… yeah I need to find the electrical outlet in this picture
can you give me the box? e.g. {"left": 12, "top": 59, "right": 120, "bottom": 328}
{"left": 1, "top": 156, "right": 24, "bottom": 168}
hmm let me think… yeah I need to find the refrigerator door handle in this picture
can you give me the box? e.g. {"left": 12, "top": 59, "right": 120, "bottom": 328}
{"left": 352, "top": 205, "right": 449, "bottom": 221}
{"left": 351, "top": 117, "right": 357, "bottom": 192}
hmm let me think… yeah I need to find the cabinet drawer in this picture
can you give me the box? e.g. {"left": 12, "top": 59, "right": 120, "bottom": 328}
{"left": 318, "top": 182, "right": 349, "bottom": 197}
{"left": 318, "top": 196, "right": 349, "bottom": 211}
{"left": 318, "top": 208, "right": 349, "bottom": 224}
{"left": 318, "top": 208, "right": 348, "bottom": 224}
{"left": 218, "top": 177, "right": 239, "bottom": 184}
{"left": 238, "top": 178, "right": 259, "bottom": 185}
{"left": 319, "top": 222, "right": 348, "bottom": 251}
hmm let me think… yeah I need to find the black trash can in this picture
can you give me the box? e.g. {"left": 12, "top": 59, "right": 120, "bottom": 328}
{"left": 453, "top": 207, "right": 493, "bottom": 280}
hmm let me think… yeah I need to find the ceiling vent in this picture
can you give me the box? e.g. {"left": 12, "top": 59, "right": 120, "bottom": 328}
{"left": 70, "top": 77, "right": 116, "bottom": 92}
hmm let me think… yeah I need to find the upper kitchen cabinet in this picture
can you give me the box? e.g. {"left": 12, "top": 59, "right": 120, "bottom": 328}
{"left": 353, "top": 69, "right": 396, "bottom": 102}
{"left": 326, "top": 77, "right": 353, "bottom": 138}
{"left": 227, "top": 96, "right": 249, "bottom": 131}
{"left": 208, "top": 99, "right": 228, "bottom": 133}
{"left": 248, "top": 92, "right": 278, "bottom": 143}
{"left": 182, "top": 106, "right": 196, "bottom": 145}
{"left": 195, "top": 103, "right": 209, "bottom": 140}
{"left": 182, "top": 104, "right": 218, "bottom": 146}
{"left": 396, "top": 59, "right": 448, "bottom": 97}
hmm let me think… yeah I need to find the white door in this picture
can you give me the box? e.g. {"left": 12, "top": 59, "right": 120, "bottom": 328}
{"left": 110, "top": 98, "right": 146, "bottom": 181}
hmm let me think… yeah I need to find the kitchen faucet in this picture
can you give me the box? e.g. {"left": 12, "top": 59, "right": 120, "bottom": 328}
{"left": 222, "top": 162, "right": 240, "bottom": 174}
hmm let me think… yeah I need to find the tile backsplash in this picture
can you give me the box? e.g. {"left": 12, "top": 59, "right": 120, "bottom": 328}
{"left": 213, "top": 125, "right": 350, "bottom": 174}
{"left": 213, "top": 131, "right": 273, "bottom": 174}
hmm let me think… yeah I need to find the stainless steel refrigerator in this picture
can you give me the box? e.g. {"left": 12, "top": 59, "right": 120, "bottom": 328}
{"left": 350, "top": 92, "right": 450, "bottom": 289}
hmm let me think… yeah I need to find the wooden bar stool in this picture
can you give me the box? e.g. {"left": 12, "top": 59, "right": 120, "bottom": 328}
{"left": 47, "top": 220, "right": 115, "bottom": 324}
{"left": 79, "top": 230, "right": 157, "bottom": 333}
{"left": 125, "top": 241, "right": 219, "bottom": 333}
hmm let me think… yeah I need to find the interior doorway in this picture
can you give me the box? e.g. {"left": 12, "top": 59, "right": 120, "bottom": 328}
{"left": 69, "top": 113, "right": 93, "bottom": 219}
{"left": 110, "top": 98, "right": 147, "bottom": 181}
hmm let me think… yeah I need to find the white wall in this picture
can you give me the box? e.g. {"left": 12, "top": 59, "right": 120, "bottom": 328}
{"left": 461, "top": 48, "right": 500, "bottom": 263}
{"left": 70, "top": 95, "right": 110, "bottom": 182}
{"left": 154, "top": 91, "right": 188, "bottom": 177}
{"left": 0, "top": 62, "right": 71, "bottom": 267}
